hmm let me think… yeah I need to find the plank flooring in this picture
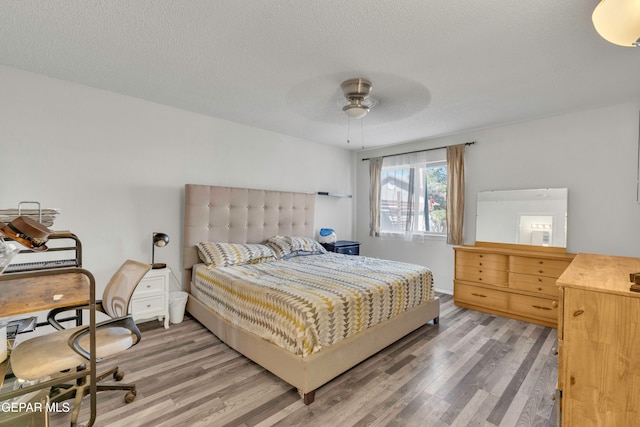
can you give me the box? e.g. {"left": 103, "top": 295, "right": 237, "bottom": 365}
{"left": 50, "top": 294, "right": 558, "bottom": 426}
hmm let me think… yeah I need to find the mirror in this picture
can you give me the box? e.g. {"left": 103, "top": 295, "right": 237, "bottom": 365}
{"left": 476, "top": 188, "right": 568, "bottom": 248}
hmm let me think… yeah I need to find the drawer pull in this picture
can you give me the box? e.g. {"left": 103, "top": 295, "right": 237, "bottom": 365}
{"left": 573, "top": 309, "right": 584, "bottom": 317}
{"left": 551, "top": 301, "right": 558, "bottom": 308}
{"left": 479, "top": 254, "right": 484, "bottom": 258}
{"left": 538, "top": 269, "right": 544, "bottom": 274}
{"left": 538, "top": 278, "right": 542, "bottom": 282}
{"left": 471, "top": 293, "right": 487, "bottom": 298}
{"left": 146, "top": 285, "right": 151, "bottom": 288}
{"left": 537, "top": 287, "right": 543, "bottom": 291}
{"left": 532, "top": 305, "right": 552, "bottom": 311}
{"left": 538, "top": 261, "right": 544, "bottom": 265}
{"left": 146, "top": 304, "right": 151, "bottom": 308}
{"left": 479, "top": 262, "right": 483, "bottom": 266}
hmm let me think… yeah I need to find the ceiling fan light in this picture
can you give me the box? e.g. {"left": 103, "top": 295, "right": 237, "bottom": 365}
{"left": 343, "top": 103, "right": 369, "bottom": 119}
{"left": 593, "top": 0, "right": 640, "bottom": 47}
{"left": 339, "top": 78, "right": 375, "bottom": 119}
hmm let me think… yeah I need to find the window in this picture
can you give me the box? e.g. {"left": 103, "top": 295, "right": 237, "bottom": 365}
{"left": 369, "top": 143, "right": 467, "bottom": 244}
{"left": 380, "top": 160, "right": 447, "bottom": 237}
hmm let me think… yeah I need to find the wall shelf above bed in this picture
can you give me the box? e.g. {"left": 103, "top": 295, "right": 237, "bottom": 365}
{"left": 317, "top": 192, "right": 352, "bottom": 198}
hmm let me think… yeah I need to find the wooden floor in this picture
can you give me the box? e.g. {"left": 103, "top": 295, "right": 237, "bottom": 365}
{"left": 50, "top": 294, "right": 558, "bottom": 427}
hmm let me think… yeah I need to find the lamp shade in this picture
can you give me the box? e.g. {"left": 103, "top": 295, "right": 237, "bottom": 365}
{"left": 153, "top": 232, "right": 170, "bottom": 247}
{"left": 593, "top": 0, "right": 640, "bottom": 47}
{"left": 343, "top": 104, "right": 369, "bottom": 119}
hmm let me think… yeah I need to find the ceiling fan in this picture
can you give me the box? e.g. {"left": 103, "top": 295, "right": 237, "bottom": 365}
{"left": 340, "top": 78, "right": 377, "bottom": 119}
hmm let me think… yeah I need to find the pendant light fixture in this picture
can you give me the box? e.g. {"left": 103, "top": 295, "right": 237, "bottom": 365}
{"left": 592, "top": 0, "right": 640, "bottom": 47}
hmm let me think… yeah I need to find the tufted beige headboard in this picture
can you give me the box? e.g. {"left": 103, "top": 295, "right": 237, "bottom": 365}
{"left": 182, "top": 184, "right": 316, "bottom": 291}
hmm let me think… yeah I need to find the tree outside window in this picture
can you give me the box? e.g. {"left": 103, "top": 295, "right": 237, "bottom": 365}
{"left": 380, "top": 161, "right": 447, "bottom": 236}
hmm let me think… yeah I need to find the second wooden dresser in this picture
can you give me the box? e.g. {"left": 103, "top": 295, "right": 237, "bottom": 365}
{"left": 454, "top": 242, "right": 575, "bottom": 328}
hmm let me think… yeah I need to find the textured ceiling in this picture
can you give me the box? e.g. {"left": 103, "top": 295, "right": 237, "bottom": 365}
{"left": 1, "top": 1, "right": 639, "bottom": 149}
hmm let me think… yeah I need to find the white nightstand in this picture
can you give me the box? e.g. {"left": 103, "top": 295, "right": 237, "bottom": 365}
{"left": 130, "top": 267, "right": 170, "bottom": 329}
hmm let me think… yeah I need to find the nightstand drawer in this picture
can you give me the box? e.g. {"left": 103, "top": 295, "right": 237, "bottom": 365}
{"left": 131, "top": 295, "right": 165, "bottom": 318}
{"left": 335, "top": 245, "right": 359, "bottom": 255}
{"left": 134, "top": 276, "right": 165, "bottom": 296}
{"left": 130, "top": 268, "right": 170, "bottom": 328}
{"left": 322, "top": 240, "right": 360, "bottom": 255}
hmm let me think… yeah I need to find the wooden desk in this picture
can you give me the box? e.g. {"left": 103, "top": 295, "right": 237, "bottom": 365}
{"left": 0, "top": 272, "right": 90, "bottom": 317}
{"left": 0, "top": 268, "right": 97, "bottom": 427}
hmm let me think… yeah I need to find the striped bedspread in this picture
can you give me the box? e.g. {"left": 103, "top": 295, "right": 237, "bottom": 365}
{"left": 192, "top": 253, "right": 434, "bottom": 357}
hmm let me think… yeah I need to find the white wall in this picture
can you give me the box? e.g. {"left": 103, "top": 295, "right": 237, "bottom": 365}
{"left": 0, "top": 66, "right": 355, "bottom": 296}
{"left": 356, "top": 102, "right": 640, "bottom": 294}
{"left": 3, "top": 65, "right": 639, "bottom": 300}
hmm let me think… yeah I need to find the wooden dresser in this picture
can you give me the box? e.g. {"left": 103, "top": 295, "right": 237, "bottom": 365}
{"left": 557, "top": 253, "right": 640, "bottom": 426}
{"left": 453, "top": 242, "right": 575, "bottom": 328}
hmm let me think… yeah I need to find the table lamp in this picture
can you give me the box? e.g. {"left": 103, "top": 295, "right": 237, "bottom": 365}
{"left": 151, "top": 232, "right": 169, "bottom": 269}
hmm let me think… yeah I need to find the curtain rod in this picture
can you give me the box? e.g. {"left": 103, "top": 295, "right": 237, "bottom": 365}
{"left": 361, "top": 141, "right": 475, "bottom": 161}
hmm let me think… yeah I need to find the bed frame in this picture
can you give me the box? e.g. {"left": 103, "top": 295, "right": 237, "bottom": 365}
{"left": 182, "top": 184, "right": 440, "bottom": 404}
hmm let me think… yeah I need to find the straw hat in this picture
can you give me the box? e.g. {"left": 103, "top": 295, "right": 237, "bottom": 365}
{"left": 0, "top": 216, "right": 51, "bottom": 251}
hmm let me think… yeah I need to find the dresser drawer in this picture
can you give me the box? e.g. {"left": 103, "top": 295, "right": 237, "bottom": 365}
{"left": 509, "top": 256, "right": 571, "bottom": 278}
{"left": 134, "top": 276, "right": 166, "bottom": 296}
{"left": 456, "top": 251, "right": 508, "bottom": 270}
{"left": 456, "top": 265, "right": 508, "bottom": 286}
{"left": 131, "top": 295, "right": 165, "bottom": 318}
{"left": 509, "top": 272, "right": 559, "bottom": 297}
{"left": 454, "top": 282, "right": 508, "bottom": 310}
{"left": 508, "top": 293, "right": 558, "bottom": 321}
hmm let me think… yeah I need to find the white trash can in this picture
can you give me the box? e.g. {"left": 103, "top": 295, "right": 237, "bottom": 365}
{"left": 169, "top": 291, "right": 188, "bottom": 324}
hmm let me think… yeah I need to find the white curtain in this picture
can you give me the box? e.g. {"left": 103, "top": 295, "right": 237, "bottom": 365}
{"left": 377, "top": 151, "right": 433, "bottom": 242}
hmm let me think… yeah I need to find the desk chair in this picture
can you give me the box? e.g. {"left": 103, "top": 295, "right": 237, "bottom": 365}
{"left": 10, "top": 260, "right": 151, "bottom": 426}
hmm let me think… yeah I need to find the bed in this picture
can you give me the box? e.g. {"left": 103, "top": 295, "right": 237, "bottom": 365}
{"left": 182, "top": 184, "right": 440, "bottom": 404}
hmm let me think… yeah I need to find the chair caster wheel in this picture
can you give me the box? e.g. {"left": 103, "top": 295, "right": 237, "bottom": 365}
{"left": 124, "top": 390, "right": 136, "bottom": 403}
{"left": 114, "top": 370, "right": 124, "bottom": 381}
